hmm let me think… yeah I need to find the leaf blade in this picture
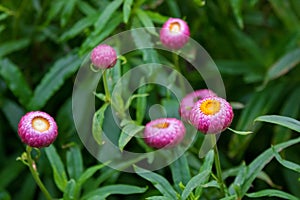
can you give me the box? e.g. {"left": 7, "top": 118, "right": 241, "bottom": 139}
{"left": 254, "top": 115, "right": 300, "bottom": 133}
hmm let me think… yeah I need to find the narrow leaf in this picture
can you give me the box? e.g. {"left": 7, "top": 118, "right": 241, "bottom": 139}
{"left": 28, "top": 54, "right": 81, "bottom": 110}
{"left": 134, "top": 166, "right": 178, "bottom": 199}
{"left": 0, "top": 38, "right": 30, "bottom": 57}
{"left": 227, "top": 127, "right": 253, "bottom": 135}
{"left": 265, "top": 48, "right": 300, "bottom": 82}
{"left": 124, "top": 93, "right": 149, "bottom": 110}
{"left": 118, "top": 122, "right": 144, "bottom": 151}
{"left": 272, "top": 146, "right": 300, "bottom": 173}
{"left": 63, "top": 179, "right": 76, "bottom": 200}
{"left": 136, "top": 78, "right": 147, "bottom": 124}
{"left": 60, "top": 0, "right": 77, "bottom": 27}
{"left": 1, "top": 98, "right": 25, "bottom": 132}
{"left": 170, "top": 154, "right": 191, "bottom": 191}
{"left": 123, "top": 0, "right": 133, "bottom": 23}
{"left": 82, "top": 184, "right": 147, "bottom": 200}
{"left": 136, "top": 9, "right": 157, "bottom": 35}
{"left": 254, "top": 115, "right": 300, "bottom": 132}
{"left": 181, "top": 170, "right": 210, "bottom": 200}
{"left": 229, "top": 0, "right": 244, "bottom": 29}
{"left": 45, "top": 145, "right": 68, "bottom": 192}
{"left": 0, "top": 59, "right": 32, "bottom": 106}
{"left": 92, "top": 103, "right": 109, "bottom": 145}
{"left": 67, "top": 145, "right": 83, "bottom": 180}
{"left": 246, "top": 189, "right": 299, "bottom": 200}
{"left": 77, "top": 163, "right": 108, "bottom": 186}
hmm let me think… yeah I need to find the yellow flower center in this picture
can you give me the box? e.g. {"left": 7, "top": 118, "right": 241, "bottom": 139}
{"left": 200, "top": 99, "right": 221, "bottom": 115}
{"left": 153, "top": 122, "right": 170, "bottom": 129}
{"left": 169, "top": 22, "right": 181, "bottom": 33}
{"left": 32, "top": 117, "right": 50, "bottom": 132}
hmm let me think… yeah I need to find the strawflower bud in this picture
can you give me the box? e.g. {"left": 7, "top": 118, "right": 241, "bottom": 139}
{"left": 179, "top": 89, "right": 217, "bottom": 121}
{"left": 18, "top": 111, "right": 58, "bottom": 148}
{"left": 144, "top": 118, "right": 186, "bottom": 149}
{"left": 189, "top": 97, "right": 233, "bottom": 134}
{"left": 90, "top": 44, "right": 117, "bottom": 69}
{"left": 160, "top": 18, "right": 190, "bottom": 50}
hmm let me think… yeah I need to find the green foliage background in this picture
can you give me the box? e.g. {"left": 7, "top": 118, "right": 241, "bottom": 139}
{"left": 0, "top": 0, "right": 299, "bottom": 199}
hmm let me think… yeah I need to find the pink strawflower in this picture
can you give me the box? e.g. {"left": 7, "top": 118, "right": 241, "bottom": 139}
{"left": 90, "top": 44, "right": 117, "bottom": 69}
{"left": 189, "top": 97, "right": 233, "bottom": 134}
{"left": 18, "top": 111, "right": 58, "bottom": 148}
{"left": 179, "top": 89, "right": 217, "bottom": 121}
{"left": 144, "top": 118, "right": 186, "bottom": 149}
{"left": 160, "top": 18, "right": 190, "bottom": 50}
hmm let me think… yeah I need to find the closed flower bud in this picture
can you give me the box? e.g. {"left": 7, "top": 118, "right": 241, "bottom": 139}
{"left": 160, "top": 18, "right": 190, "bottom": 50}
{"left": 90, "top": 44, "right": 117, "bottom": 69}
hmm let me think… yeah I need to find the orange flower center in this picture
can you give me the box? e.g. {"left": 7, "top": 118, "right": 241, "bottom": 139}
{"left": 153, "top": 122, "right": 170, "bottom": 129}
{"left": 169, "top": 22, "right": 181, "bottom": 33}
{"left": 32, "top": 117, "right": 50, "bottom": 132}
{"left": 200, "top": 99, "right": 220, "bottom": 115}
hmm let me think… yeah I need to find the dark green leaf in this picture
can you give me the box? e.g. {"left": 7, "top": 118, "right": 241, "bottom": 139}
{"left": 144, "top": 11, "right": 169, "bottom": 24}
{"left": 60, "top": 0, "right": 77, "bottom": 27}
{"left": 63, "top": 179, "right": 76, "bottom": 200}
{"left": 166, "top": 0, "right": 181, "bottom": 17}
{"left": 67, "top": 145, "right": 83, "bottom": 180}
{"left": 272, "top": 146, "right": 300, "bottom": 173}
{"left": 254, "top": 115, "right": 300, "bottom": 133}
{"left": 93, "top": 0, "right": 123, "bottom": 33}
{"left": 134, "top": 166, "right": 177, "bottom": 199}
{"left": 82, "top": 184, "right": 147, "bottom": 200}
{"left": 77, "top": 163, "right": 108, "bottom": 186}
{"left": 92, "top": 103, "right": 109, "bottom": 145}
{"left": 118, "top": 122, "right": 144, "bottom": 151}
{"left": 123, "top": 0, "right": 133, "bottom": 23}
{"left": 229, "top": 0, "right": 244, "bottom": 29}
{"left": 124, "top": 93, "right": 149, "bottom": 110}
{"left": 170, "top": 153, "right": 191, "bottom": 191}
{"left": 136, "top": 9, "right": 157, "bottom": 35}
{"left": 0, "top": 38, "right": 30, "bottom": 58}
{"left": 146, "top": 197, "right": 170, "bottom": 200}
{"left": 0, "top": 59, "right": 32, "bottom": 106}
{"left": 0, "top": 157, "right": 25, "bottom": 188}
{"left": 181, "top": 170, "right": 210, "bottom": 200}
{"left": 1, "top": 98, "right": 25, "bottom": 132}
{"left": 229, "top": 137, "right": 300, "bottom": 196}
{"left": 136, "top": 78, "right": 147, "bottom": 124}
{"left": 246, "top": 189, "right": 299, "bottom": 200}
{"left": 45, "top": 145, "right": 68, "bottom": 192}
{"left": 227, "top": 127, "right": 253, "bottom": 135}
{"left": 28, "top": 54, "right": 81, "bottom": 110}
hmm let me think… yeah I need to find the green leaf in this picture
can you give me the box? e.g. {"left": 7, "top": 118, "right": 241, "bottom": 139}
{"left": 93, "top": 0, "right": 123, "bottom": 33}
{"left": 0, "top": 59, "right": 32, "bottom": 106}
{"left": 0, "top": 157, "right": 25, "bottom": 188}
{"left": 170, "top": 154, "right": 191, "bottom": 192}
{"left": 63, "top": 179, "right": 76, "bottom": 200}
{"left": 246, "top": 189, "right": 299, "bottom": 200}
{"left": 134, "top": 166, "right": 178, "bottom": 199}
{"left": 144, "top": 11, "right": 169, "bottom": 24}
{"left": 82, "top": 184, "right": 147, "bottom": 200}
{"left": 45, "top": 145, "right": 68, "bottom": 192}
{"left": 136, "top": 78, "right": 147, "bottom": 124}
{"left": 166, "top": 0, "right": 181, "bottom": 17}
{"left": 67, "top": 145, "right": 83, "bottom": 180}
{"left": 136, "top": 9, "right": 157, "bottom": 35}
{"left": 265, "top": 48, "right": 300, "bottom": 84}
{"left": 227, "top": 127, "right": 253, "bottom": 135}
{"left": 254, "top": 115, "right": 300, "bottom": 132}
{"left": 118, "top": 122, "right": 144, "bottom": 151}
{"left": 229, "top": 0, "right": 244, "bottom": 29}
{"left": 272, "top": 146, "right": 300, "bottom": 173}
{"left": 60, "top": 0, "right": 77, "bottom": 27}
{"left": 77, "top": 163, "right": 108, "bottom": 186}
{"left": 28, "top": 54, "right": 81, "bottom": 110}
{"left": 92, "top": 103, "right": 109, "bottom": 145}
{"left": 1, "top": 98, "right": 25, "bottom": 132}
{"left": 124, "top": 93, "right": 149, "bottom": 110}
{"left": 146, "top": 197, "right": 170, "bottom": 200}
{"left": 228, "top": 137, "right": 300, "bottom": 197}
{"left": 181, "top": 170, "right": 210, "bottom": 200}
{"left": 0, "top": 38, "right": 30, "bottom": 57}
{"left": 123, "top": 0, "right": 133, "bottom": 23}
{"left": 46, "top": 0, "right": 65, "bottom": 23}
{"left": 60, "top": 13, "right": 98, "bottom": 41}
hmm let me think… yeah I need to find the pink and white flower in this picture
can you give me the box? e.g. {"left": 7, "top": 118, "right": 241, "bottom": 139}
{"left": 90, "top": 44, "right": 117, "bottom": 69}
{"left": 144, "top": 118, "right": 186, "bottom": 149}
{"left": 18, "top": 111, "right": 58, "bottom": 148}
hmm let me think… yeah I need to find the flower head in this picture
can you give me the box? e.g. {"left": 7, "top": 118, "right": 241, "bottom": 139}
{"left": 18, "top": 111, "right": 58, "bottom": 148}
{"left": 90, "top": 44, "right": 117, "bottom": 69}
{"left": 189, "top": 97, "right": 233, "bottom": 134}
{"left": 179, "top": 89, "right": 217, "bottom": 121}
{"left": 160, "top": 18, "right": 190, "bottom": 50}
{"left": 144, "top": 118, "right": 186, "bottom": 149}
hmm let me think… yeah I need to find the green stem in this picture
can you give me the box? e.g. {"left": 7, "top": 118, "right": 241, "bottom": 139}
{"left": 172, "top": 53, "right": 186, "bottom": 95}
{"left": 102, "top": 70, "right": 111, "bottom": 102}
{"left": 213, "top": 144, "right": 226, "bottom": 197}
{"left": 26, "top": 146, "right": 52, "bottom": 200}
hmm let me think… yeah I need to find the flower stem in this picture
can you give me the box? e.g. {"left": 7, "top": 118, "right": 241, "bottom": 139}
{"left": 26, "top": 146, "right": 52, "bottom": 200}
{"left": 213, "top": 144, "right": 226, "bottom": 197}
{"left": 172, "top": 52, "right": 186, "bottom": 95}
{"left": 102, "top": 70, "right": 111, "bottom": 102}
